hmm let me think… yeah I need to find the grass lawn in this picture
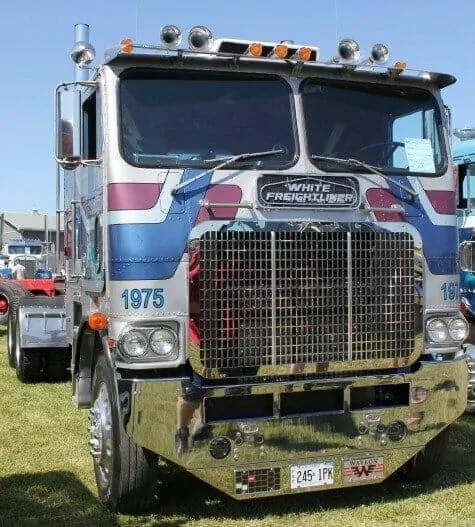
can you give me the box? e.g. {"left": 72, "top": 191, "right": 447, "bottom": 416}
{"left": 0, "top": 326, "right": 473, "bottom": 526}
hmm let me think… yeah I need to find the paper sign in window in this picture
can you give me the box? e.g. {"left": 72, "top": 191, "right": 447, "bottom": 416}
{"left": 404, "top": 137, "right": 435, "bottom": 173}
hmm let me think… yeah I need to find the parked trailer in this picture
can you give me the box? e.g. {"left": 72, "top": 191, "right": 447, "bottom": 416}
{"left": 17, "top": 23, "right": 470, "bottom": 513}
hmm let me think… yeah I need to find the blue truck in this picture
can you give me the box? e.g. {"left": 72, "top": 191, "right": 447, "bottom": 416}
{"left": 453, "top": 127, "right": 475, "bottom": 412}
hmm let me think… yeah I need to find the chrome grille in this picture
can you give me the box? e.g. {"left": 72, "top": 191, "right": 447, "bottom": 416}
{"left": 15, "top": 257, "right": 37, "bottom": 279}
{"left": 199, "top": 230, "right": 414, "bottom": 370}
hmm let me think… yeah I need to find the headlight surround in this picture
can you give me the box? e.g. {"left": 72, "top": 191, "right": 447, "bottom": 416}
{"left": 117, "top": 323, "right": 180, "bottom": 362}
{"left": 149, "top": 328, "right": 178, "bottom": 357}
{"left": 426, "top": 318, "right": 448, "bottom": 343}
{"left": 448, "top": 317, "right": 469, "bottom": 342}
{"left": 119, "top": 329, "right": 148, "bottom": 357}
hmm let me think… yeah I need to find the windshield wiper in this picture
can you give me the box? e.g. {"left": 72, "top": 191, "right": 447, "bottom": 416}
{"left": 171, "top": 148, "right": 284, "bottom": 194}
{"left": 311, "top": 155, "right": 417, "bottom": 197}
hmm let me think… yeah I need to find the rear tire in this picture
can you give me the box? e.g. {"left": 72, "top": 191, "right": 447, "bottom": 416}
{"left": 14, "top": 316, "right": 43, "bottom": 383}
{"left": 90, "top": 354, "right": 159, "bottom": 513}
{"left": 0, "top": 281, "right": 32, "bottom": 326}
{"left": 400, "top": 428, "right": 450, "bottom": 481}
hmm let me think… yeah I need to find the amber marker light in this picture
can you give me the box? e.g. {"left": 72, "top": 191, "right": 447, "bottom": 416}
{"left": 120, "top": 38, "right": 134, "bottom": 53}
{"left": 248, "top": 42, "right": 263, "bottom": 57}
{"left": 393, "top": 60, "right": 407, "bottom": 74}
{"left": 88, "top": 312, "right": 109, "bottom": 331}
{"left": 297, "top": 47, "right": 312, "bottom": 61}
{"left": 274, "top": 44, "right": 288, "bottom": 59}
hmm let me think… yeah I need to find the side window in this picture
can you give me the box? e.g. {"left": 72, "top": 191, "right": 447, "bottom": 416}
{"left": 392, "top": 108, "right": 441, "bottom": 170}
{"left": 82, "top": 91, "right": 101, "bottom": 160}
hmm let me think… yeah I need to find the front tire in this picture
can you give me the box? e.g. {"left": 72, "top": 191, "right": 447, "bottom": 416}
{"left": 400, "top": 428, "right": 450, "bottom": 481}
{"left": 89, "top": 354, "right": 159, "bottom": 513}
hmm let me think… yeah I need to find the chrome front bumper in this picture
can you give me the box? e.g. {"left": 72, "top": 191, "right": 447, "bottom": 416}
{"left": 120, "top": 358, "right": 467, "bottom": 498}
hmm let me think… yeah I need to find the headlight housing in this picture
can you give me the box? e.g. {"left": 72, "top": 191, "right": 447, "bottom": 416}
{"left": 149, "top": 328, "right": 177, "bottom": 356}
{"left": 117, "top": 323, "right": 179, "bottom": 362}
{"left": 119, "top": 329, "right": 148, "bottom": 357}
{"left": 426, "top": 318, "right": 448, "bottom": 343}
{"left": 448, "top": 317, "right": 469, "bottom": 341}
{"left": 426, "top": 316, "right": 468, "bottom": 344}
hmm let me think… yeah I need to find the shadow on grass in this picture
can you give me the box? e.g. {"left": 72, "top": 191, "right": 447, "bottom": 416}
{"left": 147, "top": 417, "right": 474, "bottom": 524}
{"left": 0, "top": 471, "right": 118, "bottom": 526}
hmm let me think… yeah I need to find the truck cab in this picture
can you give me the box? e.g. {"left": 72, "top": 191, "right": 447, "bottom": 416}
{"left": 15, "top": 23, "right": 469, "bottom": 514}
{"left": 1, "top": 239, "right": 48, "bottom": 278}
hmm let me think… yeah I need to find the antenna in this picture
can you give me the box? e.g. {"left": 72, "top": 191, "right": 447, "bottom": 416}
{"left": 135, "top": 0, "right": 140, "bottom": 40}
{"left": 334, "top": 0, "right": 339, "bottom": 43}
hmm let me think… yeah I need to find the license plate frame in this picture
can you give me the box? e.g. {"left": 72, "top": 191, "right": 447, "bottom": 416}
{"left": 290, "top": 461, "right": 334, "bottom": 489}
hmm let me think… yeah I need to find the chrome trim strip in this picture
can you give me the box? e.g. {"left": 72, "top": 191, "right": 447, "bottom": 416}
{"left": 271, "top": 230, "right": 277, "bottom": 366}
{"left": 347, "top": 231, "right": 353, "bottom": 361}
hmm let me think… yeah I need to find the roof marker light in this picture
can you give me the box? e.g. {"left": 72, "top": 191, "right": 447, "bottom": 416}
{"left": 392, "top": 60, "right": 407, "bottom": 75}
{"left": 247, "top": 42, "right": 263, "bottom": 57}
{"left": 160, "top": 25, "right": 181, "bottom": 47}
{"left": 188, "top": 26, "right": 213, "bottom": 50}
{"left": 120, "top": 38, "right": 134, "bottom": 53}
{"left": 272, "top": 44, "right": 288, "bottom": 59}
{"left": 297, "top": 46, "right": 312, "bottom": 61}
{"left": 336, "top": 38, "right": 360, "bottom": 64}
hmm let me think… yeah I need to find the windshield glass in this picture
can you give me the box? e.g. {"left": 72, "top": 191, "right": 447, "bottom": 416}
{"left": 302, "top": 79, "right": 446, "bottom": 176}
{"left": 7, "top": 245, "right": 42, "bottom": 255}
{"left": 119, "top": 69, "right": 296, "bottom": 169}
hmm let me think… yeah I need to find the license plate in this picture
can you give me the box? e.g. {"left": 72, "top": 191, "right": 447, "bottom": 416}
{"left": 290, "top": 461, "right": 334, "bottom": 489}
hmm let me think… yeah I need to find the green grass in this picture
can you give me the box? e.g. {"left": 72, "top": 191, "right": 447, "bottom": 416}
{"left": 0, "top": 326, "right": 473, "bottom": 526}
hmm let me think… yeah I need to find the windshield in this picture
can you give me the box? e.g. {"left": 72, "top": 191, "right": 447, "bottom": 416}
{"left": 7, "top": 245, "right": 42, "bottom": 255}
{"left": 302, "top": 79, "right": 446, "bottom": 176}
{"left": 119, "top": 69, "right": 296, "bottom": 169}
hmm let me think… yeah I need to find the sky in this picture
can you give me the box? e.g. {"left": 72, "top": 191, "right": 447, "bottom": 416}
{"left": 1, "top": 0, "right": 474, "bottom": 213}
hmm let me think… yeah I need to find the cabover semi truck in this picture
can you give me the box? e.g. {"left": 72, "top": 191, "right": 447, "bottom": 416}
{"left": 11, "top": 23, "right": 469, "bottom": 513}
{"left": 452, "top": 127, "right": 475, "bottom": 412}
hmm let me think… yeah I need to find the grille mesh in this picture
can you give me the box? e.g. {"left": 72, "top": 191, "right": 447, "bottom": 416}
{"left": 15, "top": 257, "right": 37, "bottom": 279}
{"left": 199, "top": 230, "right": 414, "bottom": 370}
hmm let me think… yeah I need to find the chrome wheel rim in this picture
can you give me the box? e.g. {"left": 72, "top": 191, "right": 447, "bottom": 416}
{"left": 8, "top": 316, "right": 14, "bottom": 356}
{"left": 89, "top": 382, "right": 114, "bottom": 489}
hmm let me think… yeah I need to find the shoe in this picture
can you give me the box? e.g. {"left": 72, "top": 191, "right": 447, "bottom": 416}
{"left": 175, "top": 426, "right": 189, "bottom": 456}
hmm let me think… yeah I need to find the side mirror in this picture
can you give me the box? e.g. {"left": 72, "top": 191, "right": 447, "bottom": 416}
{"left": 55, "top": 84, "right": 81, "bottom": 168}
{"left": 460, "top": 240, "right": 475, "bottom": 272}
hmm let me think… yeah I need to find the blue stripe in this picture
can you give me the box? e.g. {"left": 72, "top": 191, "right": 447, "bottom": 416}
{"left": 109, "top": 169, "right": 211, "bottom": 280}
{"left": 387, "top": 176, "right": 457, "bottom": 275}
